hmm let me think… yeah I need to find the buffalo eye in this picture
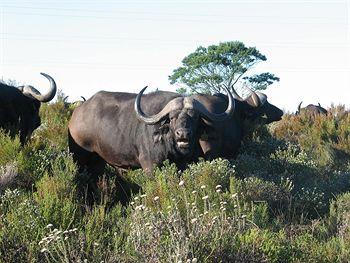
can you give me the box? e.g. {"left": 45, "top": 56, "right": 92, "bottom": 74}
{"left": 168, "top": 115, "right": 177, "bottom": 123}
{"left": 169, "top": 110, "right": 180, "bottom": 121}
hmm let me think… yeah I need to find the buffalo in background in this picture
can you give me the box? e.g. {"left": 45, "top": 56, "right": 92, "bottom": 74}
{"left": 296, "top": 101, "right": 328, "bottom": 115}
{"left": 0, "top": 73, "right": 57, "bottom": 144}
{"left": 193, "top": 87, "right": 284, "bottom": 160}
{"left": 62, "top": 96, "right": 87, "bottom": 108}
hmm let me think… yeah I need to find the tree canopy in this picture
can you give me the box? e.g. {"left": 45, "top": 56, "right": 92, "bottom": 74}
{"left": 169, "top": 41, "right": 279, "bottom": 94}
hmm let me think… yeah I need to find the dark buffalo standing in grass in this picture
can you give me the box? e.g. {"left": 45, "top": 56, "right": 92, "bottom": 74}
{"left": 68, "top": 87, "right": 234, "bottom": 199}
{"left": 0, "top": 73, "right": 57, "bottom": 144}
{"left": 193, "top": 87, "right": 284, "bottom": 159}
{"left": 296, "top": 101, "right": 327, "bottom": 115}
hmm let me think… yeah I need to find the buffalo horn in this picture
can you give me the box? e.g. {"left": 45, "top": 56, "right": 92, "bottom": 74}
{"left": 135, "top": 85, "right": 235, "bottom": 124}
{"left": 21, "top": 73, "right": 57, "bottom": 102}
{"left": 135, "top": 86, "right": 183, "bottom": 124}
{"left": 248, "top": 88, "right": 267, "bottom": 107}
{"left": 297, "top": 101, "right": 303, "bottom": 112}
{"left": 230, "top": 86, "right": 244, "bottom": 101}
{"left": 192, "top": 86, "right": 235, "bottom": 122}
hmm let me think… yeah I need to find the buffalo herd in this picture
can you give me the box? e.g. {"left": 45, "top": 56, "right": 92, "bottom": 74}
{"left": 2, "top": 72, "right": 332, "bottom": 200}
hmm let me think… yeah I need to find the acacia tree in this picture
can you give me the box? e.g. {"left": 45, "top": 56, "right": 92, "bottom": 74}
{"left": 169, "top": 41, "right": 279, "bottom": 94}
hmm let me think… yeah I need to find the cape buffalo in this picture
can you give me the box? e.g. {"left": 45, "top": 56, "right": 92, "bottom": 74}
{"left": 68, "top": 86, "right": 234, "bottom": 175}
{"left": 193, "top": 87, "right": 284, "bottom": 160}
{"left": 296, "top": 101, "right": 327, "bottom": 115}
{"left": 0, "top": 73, "right": 57, "bottom": 144}
{"left": 63, "top": 96, "right": 86, "bottom": 108}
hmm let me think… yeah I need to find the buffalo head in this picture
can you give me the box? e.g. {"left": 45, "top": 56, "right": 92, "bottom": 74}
{"left": 193, "top": 86, "right": 283, "bottom": 160}
{"left": 0, "top": 73, "right": 57, "bottom": 143}
{"left": 230, "top": 87, "right": 283, "bottom": 125}
{"left": 135, "top": 86, "right": 235, "bottom": 156}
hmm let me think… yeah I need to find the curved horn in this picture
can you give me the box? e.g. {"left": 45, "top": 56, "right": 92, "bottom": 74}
{"left": 247, "top": 88, "right": 267, "bottom": 107}
{"left": 192, "top": 86, "right": 235, "bottom": 122}
{"left": 134, "top": 86, "right": 183, "bottom": 124}
{"left": 81, "top": 96, "right": 86, "bottom": 102}
{"left": 21, "top": 73, "right": 57, "bottom": 102}
{"left": 298, "top": 101, "right": 303, "bottom": 112}
{"left": 230, "top": 86, "right": 244, "bottom": 101}
{"left": 255, "top": 91, "right": 267, "bottom": 105}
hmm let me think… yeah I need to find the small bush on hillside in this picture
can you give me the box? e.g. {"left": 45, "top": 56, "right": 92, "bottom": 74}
{"left": 126, "top": 165, "right": 249, "bottom": 262}
{"left": 272, "top": 107, "right": 350, "bottom": 168}
{"left": 0, "top": 163, "right": 19, "bottom": 191}
{"left": 0, "top": 189, "right": 45, "bottom": 262}
{"left": 329, "top": 192, "right": 350, "bottom": 244}
{"left": 35, "top": 151, "right": 79, "bottom": 229}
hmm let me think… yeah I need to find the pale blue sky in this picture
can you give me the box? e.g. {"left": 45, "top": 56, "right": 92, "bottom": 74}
{"left": 0, "top": 0, "right": 349, "bottom": 112}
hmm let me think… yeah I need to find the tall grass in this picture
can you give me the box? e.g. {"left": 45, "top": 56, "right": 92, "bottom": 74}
{"left": 0, "top": 100, "right": 350, "bottom": 262}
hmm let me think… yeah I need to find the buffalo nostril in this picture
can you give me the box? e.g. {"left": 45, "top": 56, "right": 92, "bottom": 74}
{"left": 175, "top": 129, "right": 191, "bottom": 139}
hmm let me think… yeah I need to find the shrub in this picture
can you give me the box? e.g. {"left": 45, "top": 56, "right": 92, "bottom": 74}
{"left": 0, "top": 190, "right": 45, "bottom": 262}
{"left": 126, "top": 179, "right": 249, "bottom": 262}
{"left": 34, "top": 151, "right": 79, "bottom": 229}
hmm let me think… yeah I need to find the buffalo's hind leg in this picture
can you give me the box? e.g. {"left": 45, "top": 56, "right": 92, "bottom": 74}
{"left": 68, "top": 131, "right": 106, "bottom": 204}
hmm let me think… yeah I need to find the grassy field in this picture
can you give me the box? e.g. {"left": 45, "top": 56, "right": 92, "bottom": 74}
{"left": 0, "top": 96, "right": 350, "bottom": 262}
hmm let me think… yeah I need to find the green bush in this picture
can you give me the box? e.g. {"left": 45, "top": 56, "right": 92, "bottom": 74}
{"left": 34, "top": 151, "right": 79, "bottom": 229}
{"left": 0, "top": 189, "right": 45, "bottom": 262}
{"left": 2, "top": 99, "right": 350, "bottom": 262}
{"left": 125, "top": 167, "right": 249, "bottom": 262}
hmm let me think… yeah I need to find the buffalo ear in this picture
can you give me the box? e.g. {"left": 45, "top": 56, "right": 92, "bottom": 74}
{"left": 200, "top": 131, "right": 209, "bottom": 141}
{"left": 153, "top": 123, "right": 170, "bottom": 143}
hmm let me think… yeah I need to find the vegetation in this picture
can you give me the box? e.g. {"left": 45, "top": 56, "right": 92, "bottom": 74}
{"left": 0, "top": 99, "right": 350, "bottom": 262}
{"left": 168, "top": 41, "right": 279, "bottom": 94}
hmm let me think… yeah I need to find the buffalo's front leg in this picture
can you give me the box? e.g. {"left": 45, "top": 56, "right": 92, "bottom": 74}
{"left": 139, "top": 154, "right": 155, "bottom": 173}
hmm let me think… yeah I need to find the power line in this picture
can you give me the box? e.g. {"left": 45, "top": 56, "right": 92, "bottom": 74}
{"left": 0, "top": 0, "right": 347, "bottom": 3}
{"left": 2, "top": 61, "right": 349, "bottom": 72}
{"left": 0, "top": 4, "right": 345, "bottom": 21}
{"left": 1, "top": 34, "right": 348, "bottom": 49}
{"left": 1, "top": 10, "right": 346, "bottom": 25}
